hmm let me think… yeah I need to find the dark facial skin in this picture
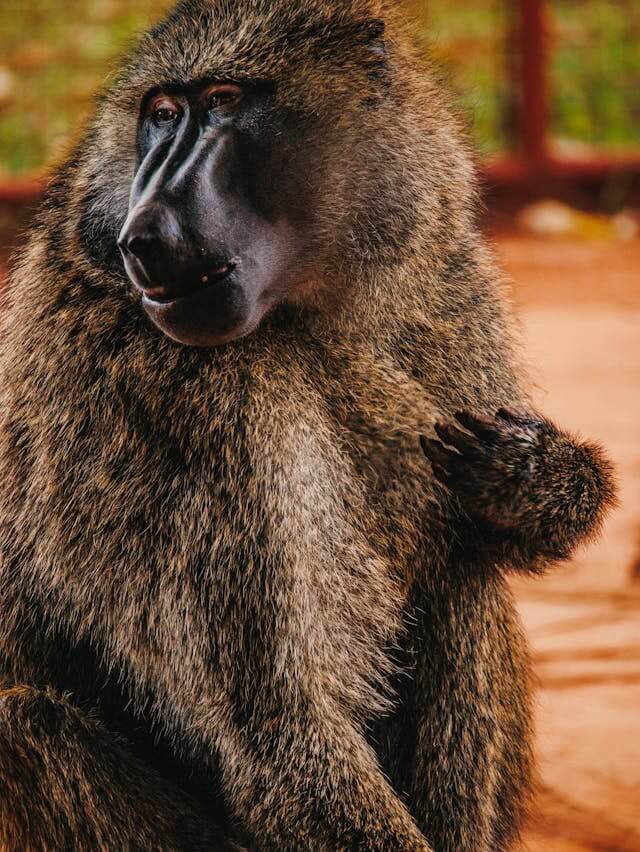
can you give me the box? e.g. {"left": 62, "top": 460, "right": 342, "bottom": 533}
{"left": 118, "top": 81, "right": 311, "bottom": 346}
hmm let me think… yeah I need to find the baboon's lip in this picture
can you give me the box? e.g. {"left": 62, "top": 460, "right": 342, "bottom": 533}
{"left": 140, "top": 269, "right": 255, "bottom": 347}
{"left": 141, "top": 284, "right": 170, "bottom": 301}
{"left": 140, "top": 263, "right": 235, "bottom": 306}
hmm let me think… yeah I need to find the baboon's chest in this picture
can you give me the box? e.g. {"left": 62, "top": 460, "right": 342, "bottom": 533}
{"left": 345, "top": 423, "right": 450, "bottom": 573}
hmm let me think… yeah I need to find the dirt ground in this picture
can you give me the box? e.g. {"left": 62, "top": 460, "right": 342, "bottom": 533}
{"left": 495, "top": 236, "right": 640, "bottom": 852}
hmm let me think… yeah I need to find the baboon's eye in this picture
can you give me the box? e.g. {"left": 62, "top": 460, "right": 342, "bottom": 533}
{"left": 148, "top": 96, "right": 182, "bottom": 127}
{"left": 205, "top": 84, "right": 243, "bottom": 112}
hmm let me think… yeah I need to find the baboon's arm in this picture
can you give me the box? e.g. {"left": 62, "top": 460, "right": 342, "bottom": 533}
{"left": 0, "top": 686, "right": 243, "bottom": 852}
{"left": 422, "top": 408, "right": 616, "bottom": 573}
{"left": 0, "top": 600, "right": 243, "bottom": 851}
{"left": 216, "top": 693, "right": 433, "bottom": 851}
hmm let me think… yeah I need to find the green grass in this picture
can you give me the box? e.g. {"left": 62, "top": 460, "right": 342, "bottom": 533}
{"left": 0, "top": 0, "right": 638, "bottom": 177}
{"left": 0, "top": 0, "right": 170, "bottom": 177}
{"left": 415, "top": 0, "right": 640, "bottom": 156}
{"left": 412, "top": 0, "right": 511, "bottom": 155}
{"left": 551, "top": 0, "right": 640, "bottom": 152}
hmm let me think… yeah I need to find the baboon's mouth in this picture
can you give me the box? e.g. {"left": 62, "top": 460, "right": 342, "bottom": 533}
{"left": 139, "top": 263, "right": 236, "bottom": 305}
{"left": 138, "top": 263, "right": 257, "bottom": 347}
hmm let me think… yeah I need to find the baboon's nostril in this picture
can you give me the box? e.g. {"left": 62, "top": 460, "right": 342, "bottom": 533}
{"left": 120, "top": 232, "right": 159, "bottom": 261}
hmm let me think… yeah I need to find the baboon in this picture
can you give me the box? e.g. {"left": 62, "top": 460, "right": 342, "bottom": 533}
{"left": 0, "top": 1, "right": 616, "bottom": 850}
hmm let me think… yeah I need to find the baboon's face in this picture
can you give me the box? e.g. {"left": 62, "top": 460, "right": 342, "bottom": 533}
{"left": 100, "top": 0, "right": 398, "bottom": 347}
{"left": 118, "top": 79, "right": 313, "bottom": 347}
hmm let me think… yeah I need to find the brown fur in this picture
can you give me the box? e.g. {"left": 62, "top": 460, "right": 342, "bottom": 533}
{"left": 0, "top": 1, "right": 616, "bottom": 849}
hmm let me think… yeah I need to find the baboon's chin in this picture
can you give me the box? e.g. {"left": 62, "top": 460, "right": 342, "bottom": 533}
{"left": 139, "top": 280, "right": 259, "bottom": 348}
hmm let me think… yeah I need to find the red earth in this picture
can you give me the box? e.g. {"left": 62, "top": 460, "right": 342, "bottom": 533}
{"left": 496, "top": 236, "right": 640, "bottom": 852}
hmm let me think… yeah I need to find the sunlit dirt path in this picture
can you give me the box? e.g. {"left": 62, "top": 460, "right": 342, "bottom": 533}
{"left": 496, "top": 237, "right": 640, "bottom": 852}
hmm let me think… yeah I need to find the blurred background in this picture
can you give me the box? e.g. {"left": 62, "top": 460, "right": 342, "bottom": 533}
{"left": 0, "top": 2, "right": 638, "bottom": 849}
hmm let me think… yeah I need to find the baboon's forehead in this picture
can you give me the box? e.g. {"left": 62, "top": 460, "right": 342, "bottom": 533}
{"left": 114, "top": 0, "right": 388, "bottom": 101}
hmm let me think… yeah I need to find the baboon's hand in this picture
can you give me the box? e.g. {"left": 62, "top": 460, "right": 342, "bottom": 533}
{"left": 421, "top": 408, "right": 565, "bottom": 529}
{"left": 421, "top": 407, "right": 616, "bottom": 572}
